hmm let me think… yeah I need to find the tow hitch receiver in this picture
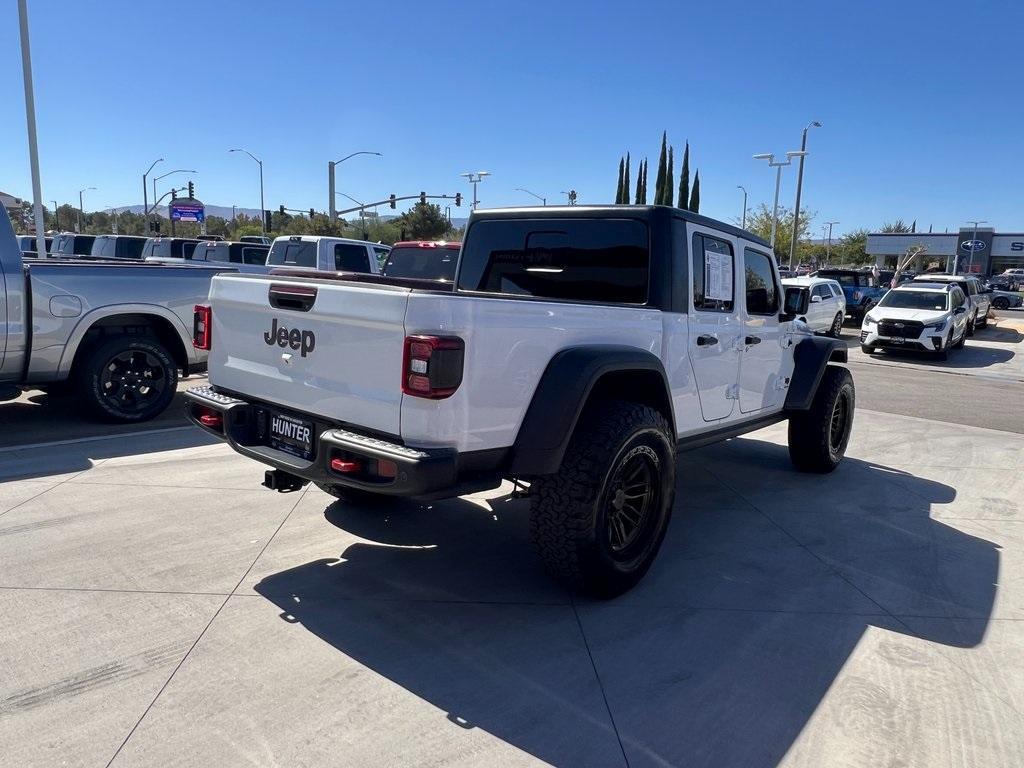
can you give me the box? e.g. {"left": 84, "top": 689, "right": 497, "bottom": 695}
{"left": 262, "top": 468, "right": 308, "bottom": 493}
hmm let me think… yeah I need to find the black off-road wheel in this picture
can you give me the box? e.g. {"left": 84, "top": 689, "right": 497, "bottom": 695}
{"left": 992, "top": 297, "right": 1010, "bottom": 310}
{"left": 75, "top": 335, "right": 178, "bottom": 423}
{"left": 788, "top": 366, "right": 855, "bottom": 474}
{"left": 529, "top": 401, "right": 676, "bottom": 598}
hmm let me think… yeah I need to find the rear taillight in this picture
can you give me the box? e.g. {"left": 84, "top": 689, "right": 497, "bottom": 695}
{"left": 402, "top": 335, "right": 464, "bottom": 399}
{"left": 193, "top": 305, "right": 212, "bottom": 350}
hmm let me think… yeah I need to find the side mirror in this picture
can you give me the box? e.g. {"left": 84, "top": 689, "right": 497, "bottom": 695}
{"left": 781, "top": 287, "right": 809, "bottom": 321}
{"left": 953, "top": 306, "right": 967, "bottom": 315}
{"left": 810, "top": 294, "right": 822, "bottom": 303}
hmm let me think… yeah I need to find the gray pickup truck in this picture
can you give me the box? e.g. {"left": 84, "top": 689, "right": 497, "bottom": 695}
{"left": 0, "top": 208, "right": 229, "bottom": 422}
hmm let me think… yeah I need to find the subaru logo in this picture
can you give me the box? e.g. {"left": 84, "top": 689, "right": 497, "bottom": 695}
{"left": 961, "top": 240, "right": 986, "bottom": 252}
{"left": 895, "top": 322, "right": 905, "bottom": 328}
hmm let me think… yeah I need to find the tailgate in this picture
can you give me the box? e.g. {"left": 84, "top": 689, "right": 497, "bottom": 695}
{"left": 207, "top": 274, "right": 410, "bottom": 436}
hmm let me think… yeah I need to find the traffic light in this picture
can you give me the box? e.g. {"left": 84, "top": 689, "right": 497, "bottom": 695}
{"left": 263, "top": 210, "right": 272, "bottom": 232}
{"left": 419, "top": 191, "right": 427, "bottom": 205}
{"left": 569, "top": 190, "right": 577, "bottom": 205}
{"left": 389, "top": 194, "right": 396, "bottom": 209}
{"left": 171, "top": 188, "right": 177, "bottom": 200}
{"left": 187, "top": 181, "right": 194, "bottom": 199}
{"left": 309, "top": 208, "right": 315, "bottom": 219}
{"left": 279, "top": 205, "right": 285, "bottom": 215}
{"left": 455, "top": 193, "right": 462, "bottom": 207}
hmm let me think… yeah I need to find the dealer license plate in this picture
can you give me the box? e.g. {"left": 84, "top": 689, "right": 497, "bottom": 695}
{"left": 267, "top": 411, "right": 315, "bottom": 460}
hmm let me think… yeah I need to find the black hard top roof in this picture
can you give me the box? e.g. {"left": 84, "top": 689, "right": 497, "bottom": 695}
{"left": 469, "top": 205, "right": 771, "bottom": 248}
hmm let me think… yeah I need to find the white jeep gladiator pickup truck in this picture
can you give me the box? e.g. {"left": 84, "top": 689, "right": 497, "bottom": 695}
{"left": 187, "top": 206, "right": 853, "bottom": 596}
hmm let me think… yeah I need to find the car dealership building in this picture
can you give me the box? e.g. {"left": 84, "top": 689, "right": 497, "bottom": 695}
{"left": 866, "top": 227, "right": 1024, "bottom": 275}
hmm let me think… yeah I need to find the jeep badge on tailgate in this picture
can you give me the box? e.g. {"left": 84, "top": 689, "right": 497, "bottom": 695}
{"left": 264, "top": 318, "right": 316, "bottom": 357}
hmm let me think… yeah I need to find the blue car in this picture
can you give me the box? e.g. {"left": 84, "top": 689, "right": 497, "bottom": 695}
{"left": 814, "top": 269, "right": 888, "bottom": 324}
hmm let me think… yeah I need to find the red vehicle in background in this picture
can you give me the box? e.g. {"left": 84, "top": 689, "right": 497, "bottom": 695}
{"left": 380, "top": 240, "right": 461, "bottom": 282}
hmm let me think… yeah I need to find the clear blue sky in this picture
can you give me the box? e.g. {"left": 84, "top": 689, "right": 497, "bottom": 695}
{"left": 2, "top": 0, "right": 1022, "bottom": 235}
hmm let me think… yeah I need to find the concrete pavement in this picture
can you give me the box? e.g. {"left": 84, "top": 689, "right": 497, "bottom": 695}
{"left": 1, "top": 410, "right": 1022, "bottom": 767}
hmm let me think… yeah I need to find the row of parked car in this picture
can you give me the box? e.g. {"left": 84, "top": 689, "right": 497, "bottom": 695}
{"left": 781, "top": 268, "right": 1017, "bottom": 360}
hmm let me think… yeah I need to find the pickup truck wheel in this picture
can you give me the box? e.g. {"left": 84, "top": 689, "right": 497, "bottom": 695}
{"left": 75, "top": 336, "right": 177, "bottom": 423}
{"left": 787, "top": 366, "right": 855, "bottom": 474}
{"left": 529, "top": 401, "right": 675, "bottom": 598}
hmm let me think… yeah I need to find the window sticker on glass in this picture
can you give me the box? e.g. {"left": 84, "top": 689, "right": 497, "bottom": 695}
{"left": 704, "top": 250, "right": 732, "bottom": 301}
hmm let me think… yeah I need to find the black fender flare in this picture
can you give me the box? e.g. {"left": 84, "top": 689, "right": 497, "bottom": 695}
{"left": 509, "top": 345, "right": 674, "bottom": 476}
{"left": 784, "top": 336, "right": 848, "bottom": 412}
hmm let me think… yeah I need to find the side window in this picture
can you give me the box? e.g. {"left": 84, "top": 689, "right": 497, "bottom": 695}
{"left": 692, "top": 233, "right": 734, "bottom": 312}
{"left": 811, "top": 285, "right": 828, "bottom": 300}
{"left": 743, "top": 248, "right": 779, "bottom": 316}
{"left": 830, "top": 284, "right": 842, "bottom": 298}
{"left": 373, "top": 246, "right": 390, "bottom": 265}
{"left": 335, "top": 244, "right": 371, "bottom": 272}
{"left": 242, "top": 247, "right": 267, "bottom": 265}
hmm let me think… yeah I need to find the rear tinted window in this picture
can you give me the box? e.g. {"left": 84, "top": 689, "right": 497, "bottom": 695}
{"left": 382, "top": 246, "right": 459, "bottom": 281}
{"left": 115, "top": 238, "right": 146, "bottom": 259}
{"left": 268, "top": 240, "right": 317, "bottom": 268}
{"left": 334, "top": 244, "right": 370, "bottom": 272}
{"left": 241, "top": 246, "right": 268, "bottom": 265}
{"left": 457, "top": 219, "right": 648, "bottom": 303}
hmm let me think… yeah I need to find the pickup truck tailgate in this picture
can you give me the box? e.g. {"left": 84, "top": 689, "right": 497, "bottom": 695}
{"left": 207, "top": 274, "right": 410, "bottom": 436}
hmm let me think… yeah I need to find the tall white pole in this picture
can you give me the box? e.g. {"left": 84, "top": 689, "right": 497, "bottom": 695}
{"left": 18, "top": 0, "right": 47, "bottom": 258}
{"left": 770, "top": 165, "right": 783, "bottom": 250}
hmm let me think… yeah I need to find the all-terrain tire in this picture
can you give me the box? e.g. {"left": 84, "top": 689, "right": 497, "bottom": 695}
{"left": 993, "top": 297, "right": 1009, "bottom": 310}
{"left": 787, "top": 366, "right": 855, "bottom": 474}
{"left": 74, "top": 335, "right": 178, "bottom": 422}
{"left": 529, "top": 401, "right": 676, "bottom": 598}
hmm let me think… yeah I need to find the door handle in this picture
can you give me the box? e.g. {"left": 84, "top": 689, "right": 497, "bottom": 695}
{"left": 696, "top": 334, "right": 718, "bottom": 347}
{"left": 744, "top": 336, "right": 762, "bottom": 345}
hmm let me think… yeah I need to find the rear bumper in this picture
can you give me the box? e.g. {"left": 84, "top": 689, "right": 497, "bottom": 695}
{"left": 184, "top": 385, "right": 500, "bottom": 498}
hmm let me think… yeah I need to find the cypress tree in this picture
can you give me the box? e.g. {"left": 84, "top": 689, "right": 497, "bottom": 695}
{"left": 678, "top": 141, "right": 690, "bottom": 210}
{"left": 689, "top": 170, "right": 700, "bottom": 213}
{"left": 641, "top": 159, "right": 648, "bottom": 204}
{"left": 634, "top": 157, "right": 643, "bottom": 203}
{"left": 618, "top": 153, "right": 626, "bottom": 205}
{"left": 666, "top": 146, "right": 675, "bottom": 207}
{"left": 911, "top": 219, "right": 916, "bottom": 233}
{"left": 616, "top": 157, "right": 625, "bottom": 203}
{"left": 654, "top": 132, "right": 667, "bottom": 205}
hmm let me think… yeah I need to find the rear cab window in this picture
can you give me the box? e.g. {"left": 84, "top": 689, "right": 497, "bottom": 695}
{"left": 457, "top": 218, "right": 649, "bottom": 304}
{"left": 383, "top": 246, "right": 460, "bottom": 281}
{"left": 268, "top": 239, "right": 317, "bottom": 268}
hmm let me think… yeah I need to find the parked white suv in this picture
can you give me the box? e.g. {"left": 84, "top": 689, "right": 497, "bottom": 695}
{"left": 911, "top": 274, "right": 990, "bottom": 332}
{"left": 781, "top": 277, "right": 846, "bottom": 337}
{"left": 861, "top": 282, "right": 970, "bottom": 359}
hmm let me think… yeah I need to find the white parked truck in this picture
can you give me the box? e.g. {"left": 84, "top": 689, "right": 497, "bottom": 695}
{"left": 0, "top": 208, "right": 227, "bottom": 422}
{"left": 187, "top": 206, "right": 853, "bottom": 596}
{"left": 264, "top": 236, "right": 391, "bottom": 274}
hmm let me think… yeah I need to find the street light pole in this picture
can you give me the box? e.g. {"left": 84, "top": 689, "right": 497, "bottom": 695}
{"left": 737, "top": 185, "right": 748, "bottom": 229}
{"left": 142, "top": 157, "right": 163, "bottom": 219}
{"left": 754, "top": 151, "right": 806, "bottom": 262}
{"left": 230, "top": 148, "right": 265, "bottom": 233}
{"left": 17, "top": 0, "right": 46, "bottom": 257}
{"left": 78, "top": 186, "right": 95, "bottom": 233}
{"left": 515, "top": 188, "right": 546, "bottom": 206}
{"left": 461, "top": 171, "right": 490, "bottom": 210}
{"left": 328, "top": 151, "right": 382, "bottom": 220}
{"left": 825, "top": 220, "right": 839, "bottom": 264}
{"left": 51, "top": 199, "right": 58, "bottom": 231}
{"left": 788, "top": 121, "right": 822, "bottom": 269}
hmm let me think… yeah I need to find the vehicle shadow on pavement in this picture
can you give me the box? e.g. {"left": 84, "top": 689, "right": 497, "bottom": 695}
{"left": 253, "top": 440, "right": 998, "bottom": 767}
{"left": 977, "top": 325, "right": 1024, "bottom": 344}
{"left": 869, "top": 344, "right": 1014, "bottom": 369}
{"left": 0, "top": 422, "right": 218, "bottom": 482}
